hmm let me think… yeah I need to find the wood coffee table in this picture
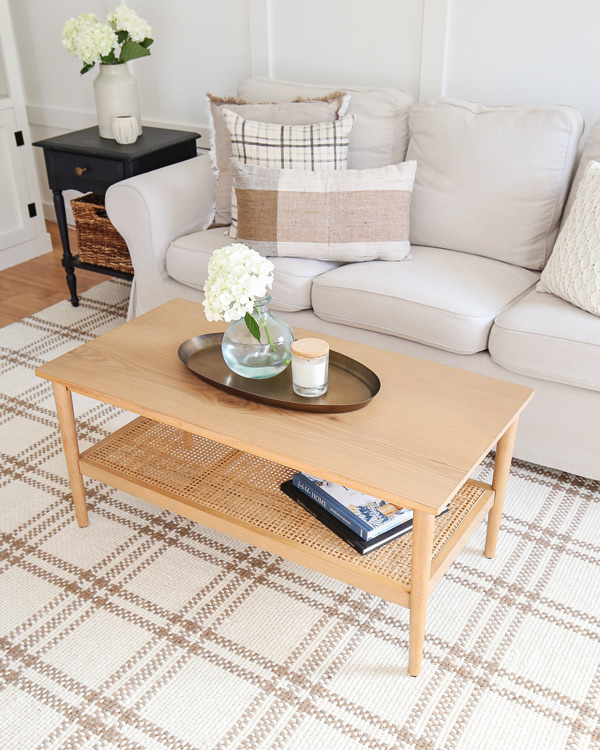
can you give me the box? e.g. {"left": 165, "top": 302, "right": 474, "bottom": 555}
{"left": 36, "top": 298, "right": 534, "bottom": 676}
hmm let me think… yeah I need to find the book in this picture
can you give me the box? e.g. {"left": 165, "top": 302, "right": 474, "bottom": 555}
{"left": 280, "top": 481, "right": 413, "bottom": 555}
{"left": 291, "top": 471, "right": 413, "bottom": 540}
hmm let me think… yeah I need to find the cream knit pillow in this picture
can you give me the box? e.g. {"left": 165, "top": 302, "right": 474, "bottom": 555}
{"left": 537, "top": 160, "right": 600, "bottom": 316}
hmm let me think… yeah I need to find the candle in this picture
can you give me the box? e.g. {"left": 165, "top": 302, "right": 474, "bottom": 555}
{"left": 291, "top": 338, "right": 329, "bottom": 397}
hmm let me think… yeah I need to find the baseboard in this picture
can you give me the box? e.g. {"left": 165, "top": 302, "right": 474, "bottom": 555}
{"left": 42, "top": 201, "right": 72, "bottom": 227}
{"left": 26, "top": 104, "right": 211, "bottom": 150}
{"left": 0, "top": 233, "right": 53, "bottom": 271}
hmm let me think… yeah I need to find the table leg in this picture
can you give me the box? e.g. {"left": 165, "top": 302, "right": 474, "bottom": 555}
{"left": 408, "top": 510, "right": 435, "bottom": 676}
{"left": 484, "top": 417, "right": 519, "bottom": 559}
{"left": 52, "top": 189, "right": 79, "bottom": 307}
{"left": 52, "top": 383, "right": 88, "bottom": 527}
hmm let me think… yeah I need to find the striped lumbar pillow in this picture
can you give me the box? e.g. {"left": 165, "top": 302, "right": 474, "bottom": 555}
{"left": 233, "top": 159, "right": 417, "bottom": 261}
{"left": 223, "top": 108, "right": 355, "bottom": 237}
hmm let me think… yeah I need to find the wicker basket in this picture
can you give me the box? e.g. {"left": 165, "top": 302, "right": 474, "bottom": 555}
{"left": 70, "top": 193, "right": 133, "bottom": 274}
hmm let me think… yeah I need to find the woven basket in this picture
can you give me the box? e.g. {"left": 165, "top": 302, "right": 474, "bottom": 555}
{"left": 70, "top": 193, "right": 133, "bottom": 274}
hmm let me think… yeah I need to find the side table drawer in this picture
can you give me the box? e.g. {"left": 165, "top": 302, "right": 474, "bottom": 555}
{"left": 44, "top": 151, "right": 124, "bottom": 192}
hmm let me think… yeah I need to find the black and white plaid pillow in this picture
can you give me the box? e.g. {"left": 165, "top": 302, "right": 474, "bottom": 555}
{"left": 223, "top": 108, "right": 355, "bottom": 237}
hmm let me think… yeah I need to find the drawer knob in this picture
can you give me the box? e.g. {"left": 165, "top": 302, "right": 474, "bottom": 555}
{"left": 75, "top": 166, "right": 87, "bottom": 176}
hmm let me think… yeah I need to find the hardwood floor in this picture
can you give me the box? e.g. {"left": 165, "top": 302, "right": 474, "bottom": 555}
{"left": 0, "top": 222, "right": 111, "bottom": 327}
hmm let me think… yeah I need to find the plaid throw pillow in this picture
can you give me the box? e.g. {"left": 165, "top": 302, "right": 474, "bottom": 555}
{"left": 223, "top": 108, "right": 355, "bottom": 237}
{"left": 207, "top": 93, "right": 349, "bottom": 226}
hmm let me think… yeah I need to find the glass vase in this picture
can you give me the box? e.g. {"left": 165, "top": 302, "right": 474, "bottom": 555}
{"left": 221, "top": 296, "right": 294, "bottom": 379}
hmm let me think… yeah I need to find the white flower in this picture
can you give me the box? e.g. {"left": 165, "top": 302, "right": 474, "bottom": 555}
{"left": 107, "top": 5, "right": 152, "bottom": 42}
{"left": 62, "top": 5, "right": 152, "bottom": 72}
{"left": 203, "top": 244, "right": 274, "bottom": 322}
{"left": 62, "top": 15, "right": 117, "bottom": 65}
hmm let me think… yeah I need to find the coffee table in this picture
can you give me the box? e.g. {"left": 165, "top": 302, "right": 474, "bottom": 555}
{"left": 36, "top": 298, "right": 534, "bottom": 676}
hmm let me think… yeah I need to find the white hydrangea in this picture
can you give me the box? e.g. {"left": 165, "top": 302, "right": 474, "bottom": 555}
{"left": 62, "top": 15, "right": 117, "bottom": 64}
{"left": 203, "top": 245, "right": 274, "bottom": 323}
{"left": 107, "top": 4, "right": 152, "bottom": 42}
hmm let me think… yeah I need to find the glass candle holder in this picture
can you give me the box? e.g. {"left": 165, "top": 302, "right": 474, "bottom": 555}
{"left": 291, "top": 338, "right": 329, "bottom": 397}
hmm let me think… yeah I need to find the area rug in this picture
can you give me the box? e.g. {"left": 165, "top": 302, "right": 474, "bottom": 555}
{"left": 1, "top": 279, "right": 599, "bottom": 750}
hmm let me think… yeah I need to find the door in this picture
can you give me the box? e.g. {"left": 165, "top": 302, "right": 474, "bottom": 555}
{"left": 0, "top": 104, "right": 36, "bottom": 250}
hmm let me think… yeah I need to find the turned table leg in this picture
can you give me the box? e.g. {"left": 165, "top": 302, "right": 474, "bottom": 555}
{"left": 52, "top": 383, "right": 88, "bottom": 527}
{"left": 408, "top": 510, "right": 435, "bottom": 676}
{"left": 485, "top": 417, "right": 519, "bottom": 558}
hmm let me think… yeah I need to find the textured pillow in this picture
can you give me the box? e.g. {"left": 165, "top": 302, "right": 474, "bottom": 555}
{"left": 207, "top": 92, "right": 349, "bottom": 225}
{"left": 223, "top": 109, "right": 356, "bottom": 237}
{"left": 233, "top": 159, "right": 417, "bottom": 261}
{"left": 537, "top": 160, "right": 600, "bottom": 316}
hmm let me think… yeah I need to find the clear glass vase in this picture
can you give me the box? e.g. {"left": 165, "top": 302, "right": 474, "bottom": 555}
{"left": 221, "top": 296, "right": 294, "bottom": 379}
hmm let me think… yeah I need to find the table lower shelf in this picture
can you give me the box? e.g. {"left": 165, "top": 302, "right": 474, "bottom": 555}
{"left": 79, "top": 417, "right": 495, "bottom": 607}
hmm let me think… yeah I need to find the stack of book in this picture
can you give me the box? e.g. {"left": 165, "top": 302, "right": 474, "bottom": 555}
{"left": 281, "top": 472, "right": 444, "bottom": 555}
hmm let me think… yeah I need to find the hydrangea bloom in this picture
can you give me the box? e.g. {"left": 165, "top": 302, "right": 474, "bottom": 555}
{"left": 62, "top": 5, "right": 152, "bottom": 72}
{"left": 62, "top": 16, "right": 117, "bottom": 65}
{"left": 107, "top": 5, "right": 152, "bottom": 42}
{"left": 203, "top": 245, "right": 274, "bottom": 323}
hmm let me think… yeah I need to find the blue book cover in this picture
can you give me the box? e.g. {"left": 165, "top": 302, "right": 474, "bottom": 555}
{"left": 292, "top": 472, "right": 413, "bottom": 540}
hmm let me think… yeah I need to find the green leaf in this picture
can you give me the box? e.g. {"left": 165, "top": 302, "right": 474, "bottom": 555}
{"left": 244, "top": 313, "right": 261, "bottom": 342}
{"left": 116, "top": 30, "right": 128, "bottom": 44}
{"left": 119, "top": 40, "right": 152, "bottom": 63}
{"left": 100, "top": 50, "right": 116, "bottom": 65}
{"left": 80, "top": 62, "right": 95, "bottom": 75}
{"left": 140, "top": 37, "right": 154, "bottom": 48}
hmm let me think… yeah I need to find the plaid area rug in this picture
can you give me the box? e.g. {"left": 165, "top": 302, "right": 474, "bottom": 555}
{"left": 1, "top": 279, "right": 599, "bottom": 750}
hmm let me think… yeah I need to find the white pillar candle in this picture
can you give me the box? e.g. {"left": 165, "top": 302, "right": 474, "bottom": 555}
{"left": 291, "top": 338, "right": 329, "bottom": 397}
{"left": 292, "top": 357, "right": 327, "bottom": 387}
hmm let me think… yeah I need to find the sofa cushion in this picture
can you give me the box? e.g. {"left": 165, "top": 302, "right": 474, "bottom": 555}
{"left": 537, "top": 161, "right": 600, "bottom": 316}
{"left": 311, "top": 246, "right": 539, "bottom": 354}
{"left": 562, "top": 118, "right": 600, "bottom": 224}
{"left": 489, "top": 289, "right": 600, "bottom": 391}
{"left": 237, "top": 77, "right": 413, "bottom": 170}
{"left": 207, "top": 93, "right": 349, "bottom": 226}
{"left": 233, "top": 159, "right": 417, "bottom": 261}
{"left": 165, "top": 227, "right": 341, "bottom": 312}
{"left": 407, "top": 98, "right": 584, "bottom": 270}
{"left": 224, "top": 109, "right": 355, "bottom": 237}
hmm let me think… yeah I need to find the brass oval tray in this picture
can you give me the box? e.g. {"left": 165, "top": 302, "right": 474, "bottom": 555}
{"left": 178, "top": 333, "right": 380, "bottom": 413}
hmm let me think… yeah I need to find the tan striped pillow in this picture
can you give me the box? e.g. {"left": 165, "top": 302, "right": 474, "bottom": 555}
{"left": 233, "top": 160, "right": 417, "bottom": 261}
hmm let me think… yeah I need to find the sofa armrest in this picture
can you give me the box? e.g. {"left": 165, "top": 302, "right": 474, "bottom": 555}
{"left": 105, "top": 154, "right": 216, "bottom": 284}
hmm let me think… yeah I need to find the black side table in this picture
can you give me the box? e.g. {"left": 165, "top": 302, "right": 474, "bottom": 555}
{"left": 34, "top": 126, "right": 199, "bottom": 306}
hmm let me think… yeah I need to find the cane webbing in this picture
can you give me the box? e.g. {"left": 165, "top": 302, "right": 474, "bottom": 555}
{"left": 82, "top": 418, "right": 489, "bottom": 588}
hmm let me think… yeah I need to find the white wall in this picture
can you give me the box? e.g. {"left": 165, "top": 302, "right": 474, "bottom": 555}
{"left": 444, "top": 0, "right": 600, "bottom": 130}
{"left": 8, "top": 0, "right": 600, "bottom": 221}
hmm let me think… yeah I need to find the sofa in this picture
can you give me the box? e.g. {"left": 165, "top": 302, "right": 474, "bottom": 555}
{"left": 106, "top": 77, "right": 600, "bottom": 482}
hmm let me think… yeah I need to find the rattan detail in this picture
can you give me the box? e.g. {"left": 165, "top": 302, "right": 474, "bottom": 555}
{"left": 71, "top": 193, "right": 133, "bottom": 273}
{"left": 82, "top": 418, "right": 489, "bottom": 589}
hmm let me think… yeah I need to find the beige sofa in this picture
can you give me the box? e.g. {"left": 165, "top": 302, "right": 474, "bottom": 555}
{"left": 106, "top": 77, "right": 600, "bottom": 481}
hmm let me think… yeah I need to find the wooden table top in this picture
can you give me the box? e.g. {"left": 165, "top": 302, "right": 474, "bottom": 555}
{"left": 36, "top": 298, "right": 534, "bottom": 515}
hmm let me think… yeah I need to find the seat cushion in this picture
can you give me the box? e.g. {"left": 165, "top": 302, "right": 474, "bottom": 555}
{"left": 407, "top": 98, "right": 584, "bottom": 270}
{"left": 165, "top": 227, "right": 341, "bottom": 312}
{"left": 311, "top": 246, "right": 539, "bottom": 354}
{"left": 237, "top": 77, "right": 414, "bottom": 170}
{"left": 489, "top": 289, "right": 600, "bottom": 391}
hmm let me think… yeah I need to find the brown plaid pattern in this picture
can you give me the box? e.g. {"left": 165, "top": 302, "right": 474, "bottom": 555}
{"left": 1, "top": 279, "right": 599, "bottom": 749}
{"left": 223, "top": 109, "right": 355, "bottom": 237}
